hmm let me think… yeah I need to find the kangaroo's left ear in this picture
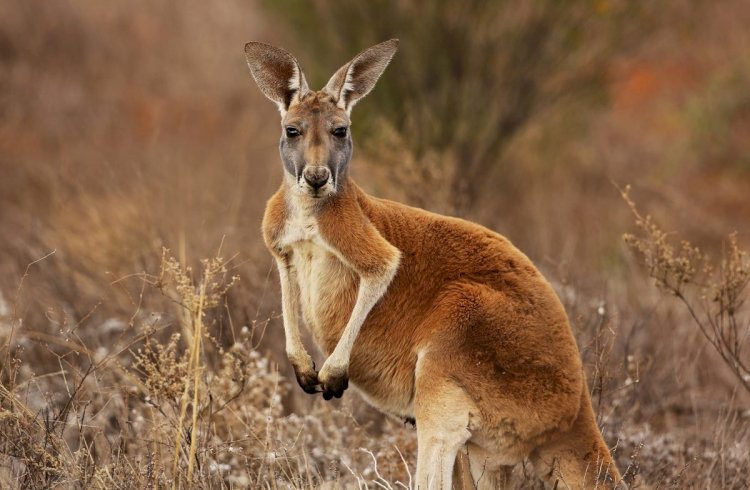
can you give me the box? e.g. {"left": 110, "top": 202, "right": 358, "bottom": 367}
{"left": 324, "top": 39, "right": 399, "bottom": 114}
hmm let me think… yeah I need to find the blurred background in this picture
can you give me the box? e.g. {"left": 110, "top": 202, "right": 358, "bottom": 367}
{"left": 1, "top": 0, "right": 749, "bottom": 487}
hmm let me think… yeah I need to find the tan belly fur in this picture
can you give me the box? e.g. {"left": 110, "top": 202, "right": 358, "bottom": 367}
{"left": 292, "top": 240, "right": 357, "bottom": 354}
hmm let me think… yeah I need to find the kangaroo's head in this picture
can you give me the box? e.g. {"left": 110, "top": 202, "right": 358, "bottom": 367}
{"left": 244, "top": 39, "right": 398, "bottom": 199}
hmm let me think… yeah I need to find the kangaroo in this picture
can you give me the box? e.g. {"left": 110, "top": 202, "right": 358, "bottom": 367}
{"left": 244, "top": 39, "right": 623, "bottom": 490}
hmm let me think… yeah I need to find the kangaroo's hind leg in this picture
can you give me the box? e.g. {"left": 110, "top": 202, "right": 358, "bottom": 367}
{"left": 530, "top": 388, "right": 624, "bottom": 489}
{"left": 455, "top": 442, "right": 514, "bottom": 490}
{"left": 413, "top": 351, "right": 474, "bottom": 490}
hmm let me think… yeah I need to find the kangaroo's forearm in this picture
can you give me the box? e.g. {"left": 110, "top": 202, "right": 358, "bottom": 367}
{"left": 325, "top": 258, "right": 399, "bottom": 369}
{"left": 275, "top": 257, "right": 309, "bottom": 364}
{"left": 317, "top": 208, "right": 401, "bottom": 373}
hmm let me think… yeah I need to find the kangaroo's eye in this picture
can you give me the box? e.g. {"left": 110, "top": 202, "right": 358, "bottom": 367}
{"left": 285, "top": 127, "right": 300, "bottom": 138}
{"left": 332, "top": 126, "right": 348, "bottom": 138}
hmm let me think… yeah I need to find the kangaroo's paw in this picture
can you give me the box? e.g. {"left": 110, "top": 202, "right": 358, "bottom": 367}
{"left": 318, "top": 363, "right": 349, "bottom": 400}
{"left": 291, "top": 358, "right": 319, "bottom": 395}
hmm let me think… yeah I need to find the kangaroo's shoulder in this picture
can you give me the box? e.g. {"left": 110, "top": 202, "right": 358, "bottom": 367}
{"left": 315, "top": 182, "right": 401, "bottom": 276}
{"left": 261, "top": 186, "right": 288, "bottom": 255}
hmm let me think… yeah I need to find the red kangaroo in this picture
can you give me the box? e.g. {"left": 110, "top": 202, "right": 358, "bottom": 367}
{"left": 244, "top": 39, "right": 624, "bottom": 489}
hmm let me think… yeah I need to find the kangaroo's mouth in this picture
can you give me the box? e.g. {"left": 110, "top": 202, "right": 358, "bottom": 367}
{"left": 307, "top": 187, "right": 333, "bottom": 199}
{"left": 297, "top": 177, "right": 335, "bottom": 199}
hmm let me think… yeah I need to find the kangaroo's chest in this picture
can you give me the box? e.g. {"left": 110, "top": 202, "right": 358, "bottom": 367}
{"left": 279, "top": 205, "right": 357, "bottom": 352}
{"left": 291, "top": 241, "right": 357, "bottom": 346}
{"left": 274, "top": 196, "right": 415, "bottom": 420}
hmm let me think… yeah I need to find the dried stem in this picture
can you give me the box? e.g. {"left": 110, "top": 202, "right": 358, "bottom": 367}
{"left": 621, "top": 185, "right": 750, "bottom": 393}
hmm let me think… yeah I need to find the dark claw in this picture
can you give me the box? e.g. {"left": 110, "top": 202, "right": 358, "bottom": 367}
{"left": 321, "top": 371, "right": 349, "bottom": 400}
{"left": 293, "top": 361, "right": 320, "bottom": 395}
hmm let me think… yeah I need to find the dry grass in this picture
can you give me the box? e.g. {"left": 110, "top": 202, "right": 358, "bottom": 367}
{"left": 1, "top": 1, "right": 750, "bottom": 488}
{"left": 0, "top": 249, "right": 419, "bottom": 488}
{"left": 622, "top": 186, "right": 750, "bottom": 394}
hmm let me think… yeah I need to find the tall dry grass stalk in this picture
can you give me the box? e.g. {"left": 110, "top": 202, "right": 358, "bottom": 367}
{"left": 153, "top": 248, "right": 240, "bottom": 486}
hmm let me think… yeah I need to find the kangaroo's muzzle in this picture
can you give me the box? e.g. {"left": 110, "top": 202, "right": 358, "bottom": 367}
{"left": 302, "top": 166, "right": 332, "bottom": 194}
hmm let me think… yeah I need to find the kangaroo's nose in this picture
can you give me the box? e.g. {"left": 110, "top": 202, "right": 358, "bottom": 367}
{"left": 303, "top": 166, "right": 330, "bottom": 190}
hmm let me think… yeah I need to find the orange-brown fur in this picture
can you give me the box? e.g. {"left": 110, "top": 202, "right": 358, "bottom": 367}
{"left": 246, "top": 39, "right": 623, "bottom": 489}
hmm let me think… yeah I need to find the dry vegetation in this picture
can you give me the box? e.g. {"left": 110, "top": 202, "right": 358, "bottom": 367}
{"left": 1, "top": 1, "right": 750, "bottom": 488}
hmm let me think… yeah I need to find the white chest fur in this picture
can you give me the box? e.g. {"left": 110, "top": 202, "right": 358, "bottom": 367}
{"left": 280, "top": 195, "right": 320, "bottom": 246}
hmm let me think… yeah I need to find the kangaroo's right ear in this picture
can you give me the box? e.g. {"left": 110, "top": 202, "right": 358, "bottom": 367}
{"left": 244, "top": 42, "right": 309, "bottom": 115}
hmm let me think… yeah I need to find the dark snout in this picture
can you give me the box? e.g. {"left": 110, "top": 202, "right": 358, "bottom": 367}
{"left": 302, "top": 166, "right": 331, "bottom": 190}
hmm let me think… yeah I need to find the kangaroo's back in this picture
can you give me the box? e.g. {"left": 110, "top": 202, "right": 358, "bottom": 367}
{"left": 246, "top": 39, "right": 624, "bottom": 489}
